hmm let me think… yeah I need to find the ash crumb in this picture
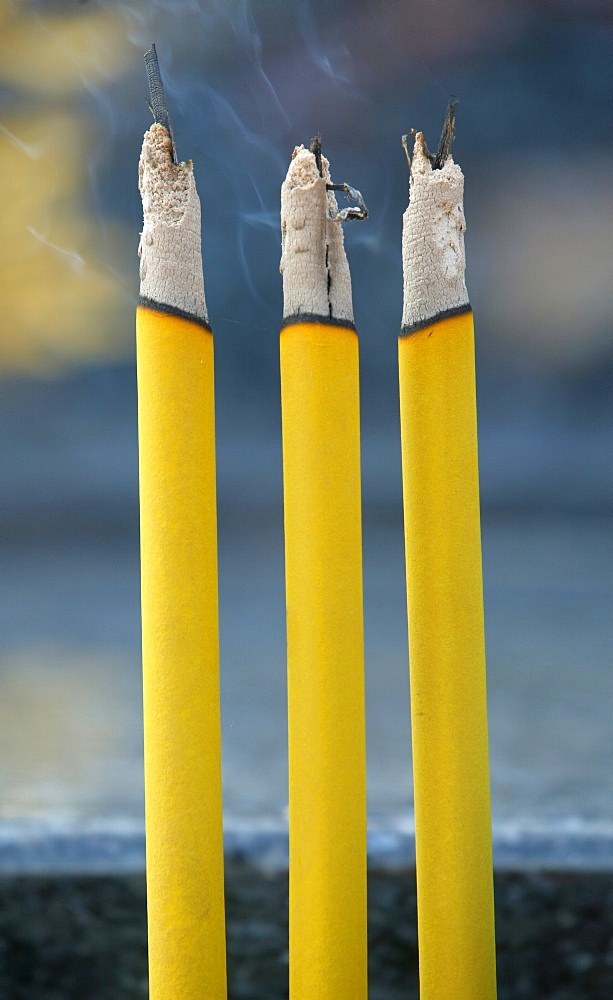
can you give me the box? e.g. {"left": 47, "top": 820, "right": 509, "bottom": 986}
{"left": 144, "top": 122, "right": 174, "bottom": 158}
{"left": 285, "top": 146, "right": 321, "bottom": 190}
{"left": 138, "top": 124, "right": 193, "bottom": 225}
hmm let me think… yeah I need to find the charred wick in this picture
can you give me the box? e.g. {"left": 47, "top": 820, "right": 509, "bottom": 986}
{"left": 311, "top": 137, "right": 333, "bottom": 314}
{"left": 433, "top": 98, "right": 458, "bottom": 170}
{"left": 308, "top": 136, "right": 368, "bottom": 221}
{"left": 402, "top": 99, "right": 459, "bottom": 174}
{"left": 310, "top": 134, "right": 323, "bottom": 177}
{"left": 144, "top": 43, "right": 178, "bottom": 164}
{"left": 327, "top": 183, "right": 368, "bottom": 221}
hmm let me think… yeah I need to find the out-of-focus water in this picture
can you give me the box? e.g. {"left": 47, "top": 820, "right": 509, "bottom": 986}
{"left": 2, "top": 513, "right": 610, "bottom": 825}
{"left": 1, "top": 366, "right": 610, "bottom": 826}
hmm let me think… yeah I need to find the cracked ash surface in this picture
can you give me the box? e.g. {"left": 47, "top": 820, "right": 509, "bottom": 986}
{"left": 138, "top": 124, "right": 208, "bottom": 323}
{"left": 401, "top": 131, "right": 469, "bottom": 331}
{"left": 280, "top": 145, "right": 353, "bottom": 324}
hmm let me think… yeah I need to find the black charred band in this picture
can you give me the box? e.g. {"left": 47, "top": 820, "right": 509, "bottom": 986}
{"left": 281, "top": 312, "right": 357, "bottom": 332}
{"left": 138, "top": 296, "right": 212, "bottom": 332}
{"left": 400, "top": 303, "right": 472, "bottom": 337}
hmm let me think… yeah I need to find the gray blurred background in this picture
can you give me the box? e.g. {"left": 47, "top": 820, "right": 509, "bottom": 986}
{"left": 1, "top": 0, "right": 611, "bottom": 830}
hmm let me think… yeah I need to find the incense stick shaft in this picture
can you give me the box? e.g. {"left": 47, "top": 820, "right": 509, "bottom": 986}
{"left": 399, "top": 310, "right": 496, "bottom": 999}
{"left": 136, "top": 307, "right": 226, "bottom": 1000}
{"left": 281, "top": 322, "right": 367, "bottom": 1000}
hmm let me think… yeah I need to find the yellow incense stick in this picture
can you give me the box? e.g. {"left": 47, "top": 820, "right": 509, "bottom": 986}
{"left": 136, "top": 84, "right": 226, "bottom": 1000}
{"left": 399, "top": 110, "right": 497, "bottom": 1000}
{"left": 280, "top": 144, "right": 367, "bottom": 1000}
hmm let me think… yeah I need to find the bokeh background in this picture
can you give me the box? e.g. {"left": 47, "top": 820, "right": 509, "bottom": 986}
{"left": 1, "top": 0, "right": 611, "bottom": 829}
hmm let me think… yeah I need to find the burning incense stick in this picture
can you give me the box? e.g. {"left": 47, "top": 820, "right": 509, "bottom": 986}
{"left": 398, "top": 103, "right": 497, "bottom": 999}
{"left": 136, "top": 47, "right": 226, "bottom": 1000}
{"left": 280, "top": 141, "right": 368, "bottom": 1000}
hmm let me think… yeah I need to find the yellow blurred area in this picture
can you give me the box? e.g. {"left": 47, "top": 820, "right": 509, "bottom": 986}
{"left": 0, "top": 1, "right": 134, "bottom": 96}
{"left": 0, "top": 644, "right": 141, "bottom": 817}
{"left": 0, "top": 1, "right": 133, "bottom": 374}
{"left": 1, "top": 114, "right": 129, "bottom": 373}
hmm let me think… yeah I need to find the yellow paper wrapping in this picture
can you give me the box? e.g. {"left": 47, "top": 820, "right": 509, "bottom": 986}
{"left": 280, "top": 320, "right": 367, "bottom": 1000}
{"left": 136, "top": 304, "right": 227, "bottom": 1000}
{"left": 399, "top": 309, "right": 497, "bottom": 1000}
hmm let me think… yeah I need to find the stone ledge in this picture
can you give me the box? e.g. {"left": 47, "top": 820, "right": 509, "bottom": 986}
{"left": 0, "top": 821, "right": 611, "bottom": 999}
{"left": 1, "top": 818, "right": 612, "bottom": 873}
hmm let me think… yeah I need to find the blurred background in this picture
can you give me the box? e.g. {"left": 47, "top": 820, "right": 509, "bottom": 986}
{"left": 1, "top": 0, "right": 610, "bottom": 830}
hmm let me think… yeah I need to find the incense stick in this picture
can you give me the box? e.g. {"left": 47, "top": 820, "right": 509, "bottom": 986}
{"left": 398, "top": 105, "right": 497, "bottom": 999}
{"left": 136, "top": 49, "right": 227, "bottom": 1000}
{"left": 280, "top": 142, "right": 368, "bottom": 1000}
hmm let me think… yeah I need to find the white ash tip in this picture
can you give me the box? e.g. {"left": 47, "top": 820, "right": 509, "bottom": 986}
{"left": 401, "top": 130, "right": 469, "bottom": 332}
{"left": 411, "top": 132, "right": 432, "bottom": 173}
{"left": 143, "top": 122, "right": 175, "bottom": 160}
{"left": 280, "top": 145, "right": 354, "bottom": 326}
{"left": 138, "top": 124, "right": 208, "bottom": 324}
{"left": 285, "top": 145, "right": 322, "bottom": 189}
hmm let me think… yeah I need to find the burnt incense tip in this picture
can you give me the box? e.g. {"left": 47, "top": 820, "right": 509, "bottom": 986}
{"left": 138, "top": 124, "right": 208, "bottom": 323}
{"left": 433, "top": 98, "right": 458, "bottom": 170}
{"left": 280, "top": 145, "right": 355, "bottom": 324}
{"left": 144, "top": 43, "right": 178, "bottom": 164}
{"left": 400, "top": 101, "right": 468, "bottom": 330}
